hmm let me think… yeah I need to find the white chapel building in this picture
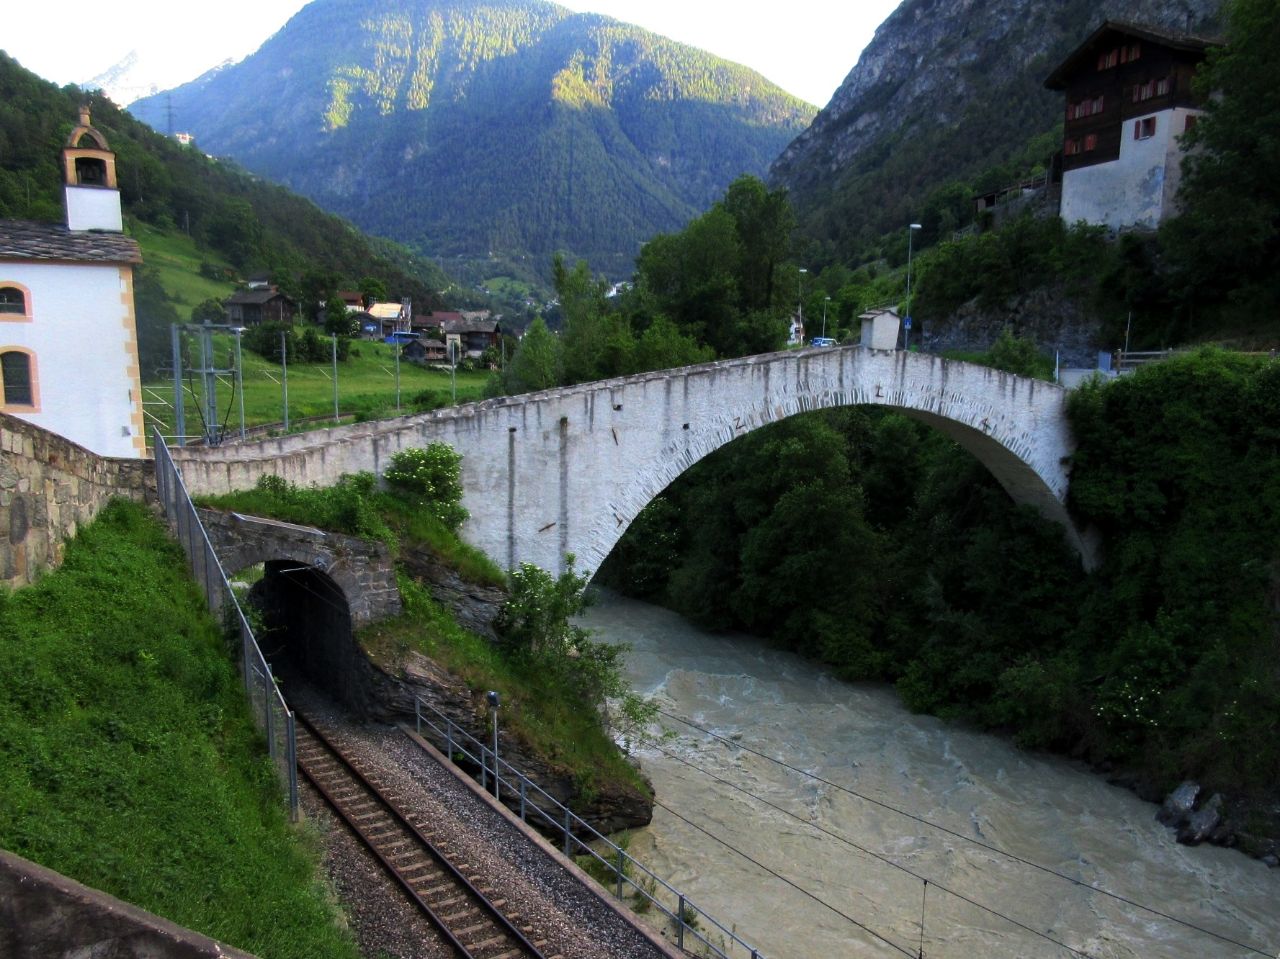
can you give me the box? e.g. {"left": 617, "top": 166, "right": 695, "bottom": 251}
{"left": 0, "top": 108, "right": 146, "bottom": 458}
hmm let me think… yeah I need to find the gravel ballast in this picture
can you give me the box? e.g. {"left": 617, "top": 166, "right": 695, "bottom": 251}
{"left": 288, "top": 683, "right": 679, "bottom": 959}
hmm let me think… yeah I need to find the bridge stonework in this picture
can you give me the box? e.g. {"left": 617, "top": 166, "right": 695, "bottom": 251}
{"left": 173, "top": 348, "right": 1094, "bottom": 577}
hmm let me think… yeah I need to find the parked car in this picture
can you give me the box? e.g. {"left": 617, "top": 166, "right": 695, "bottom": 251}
{"left": 811, "top": 336, "right": 838, "bottom": 347}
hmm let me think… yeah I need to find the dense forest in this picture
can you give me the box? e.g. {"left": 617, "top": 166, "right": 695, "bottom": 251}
{"left": 0, "top": 52, "right": 451, "bottom": 369}
{"left": 131, "top": 0, "right": 814, "bottom": 279}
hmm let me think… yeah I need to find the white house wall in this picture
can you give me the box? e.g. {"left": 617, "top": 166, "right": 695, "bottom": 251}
{"left": 0, "top": 261, "right": 145, "bottom": 458}
{"left": 1060, "top": 107, "right": 1200, "bottom": 230}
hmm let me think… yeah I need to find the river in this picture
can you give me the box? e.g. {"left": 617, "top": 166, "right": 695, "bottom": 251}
{"left": 578, "top": 588, "right": 1280, "bottom": 959}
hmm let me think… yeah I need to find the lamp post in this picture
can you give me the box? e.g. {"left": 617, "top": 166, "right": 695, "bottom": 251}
{"left": 905, "top": 223, "right": 922, "bottom": 349}
{"left": 822, "top": 296, "right": 831, "bottom": 340}
{"left": 486, "top": 690, "right": 501, "bottom": 802}
{"left": 797, "top": 267, "right": 808, "bottom": 340}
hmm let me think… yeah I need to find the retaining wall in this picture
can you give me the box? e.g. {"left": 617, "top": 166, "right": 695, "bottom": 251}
{"left": 0, "top": 412, "right": 153, "bottom": 590}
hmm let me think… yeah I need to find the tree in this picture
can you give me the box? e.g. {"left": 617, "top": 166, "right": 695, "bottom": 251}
{"left": 358, "top": 276, "right": 387, "bottom": 308}
{"left": 133, "top": 266, "right": 179, "bottom": 377}
{"left": 1164, "top": 0, "right": 1280, "bottom": 321}
{"left": 501, "top": 316, "right": 562, "bottom": 394}
{"left": 191, "top": 297, "right": 226, "bottom": 326}
{"left": 553, "top": 255, "right": 631, "bottom": 384}
{"left": 719, "top": 175, "right": 794, "bottom": 313}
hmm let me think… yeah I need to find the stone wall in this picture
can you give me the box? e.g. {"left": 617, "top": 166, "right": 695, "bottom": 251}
{"left": 0, "top": 412, "right": 153, "bottom": 590}
{"left": 0, "top": 849, "right": 257, "bottom": 959}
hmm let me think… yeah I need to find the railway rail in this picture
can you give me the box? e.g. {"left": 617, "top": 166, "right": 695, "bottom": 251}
{"left": 293, "top": 710, "right": 558, "bottom": 959}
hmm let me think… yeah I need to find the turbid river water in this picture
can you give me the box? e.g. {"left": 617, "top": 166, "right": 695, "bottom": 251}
{"left": 579, "top": 588, "right": 1280, "bottom": 959}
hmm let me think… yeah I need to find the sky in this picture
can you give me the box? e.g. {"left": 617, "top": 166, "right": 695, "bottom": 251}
{"left": 5, "top": 0, "right": 900, "bottom": 109}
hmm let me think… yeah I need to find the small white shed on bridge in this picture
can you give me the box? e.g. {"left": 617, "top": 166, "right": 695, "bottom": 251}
{"left": 860, "top": 308, "right": 902, "bottom": 351}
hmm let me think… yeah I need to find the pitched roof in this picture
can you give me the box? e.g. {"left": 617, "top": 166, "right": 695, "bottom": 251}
{"left": 0, "top": 220, "right": 142, "bottom": 265}
{"left": 442, "top": 318, "right": 500, "bottom": 335}
{"left": 368, "top": 302, "right": 404, "bottom": 319}
{"left": 1045, "top": 19, "right": 1219, "bottom": 90}
{"left": 227, "top": 289, "right": 295, "bottom": 305}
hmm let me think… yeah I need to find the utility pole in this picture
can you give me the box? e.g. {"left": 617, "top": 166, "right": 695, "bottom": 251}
{"left": 332, "top": 334, "right": 339, "bottom": 424}
{"left": 281, "top": 329, "right": 290, "bottom": 433}
{"left": 234, "top": 329, "right": 245, "bottom": 441}
{"left": 171, "top": 325, "right": 186, "bottom": 446}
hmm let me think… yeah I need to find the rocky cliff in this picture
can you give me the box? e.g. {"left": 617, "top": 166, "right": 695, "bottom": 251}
{"left": 771, "top": 0, "right": 1221, "bottom": 254}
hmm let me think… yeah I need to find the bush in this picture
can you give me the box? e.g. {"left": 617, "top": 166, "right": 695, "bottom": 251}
{"left": 382, "top": 444, "right": 468, "bottom": 530}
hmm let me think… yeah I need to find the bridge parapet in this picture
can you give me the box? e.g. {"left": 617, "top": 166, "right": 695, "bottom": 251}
{"left": 174, "top": 347, "right": 1091, "bottom": 574}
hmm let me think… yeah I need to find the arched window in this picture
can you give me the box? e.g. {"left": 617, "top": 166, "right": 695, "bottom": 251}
{"left": 0, "top": 286, "right": 26, "bottom": 316}
{"left": 1, "top": 350, "right": 35, "bottom": 407}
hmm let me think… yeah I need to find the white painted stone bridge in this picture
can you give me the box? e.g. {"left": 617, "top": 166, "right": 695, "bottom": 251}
{"left": 171, "top": 346, "right": 1093, "bottom": 575}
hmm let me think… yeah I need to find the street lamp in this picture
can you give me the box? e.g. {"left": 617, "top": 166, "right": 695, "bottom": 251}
{"left": 905, "top": 223, "right": 922, "bottom": 349}
{"left": 797, "top": 268, "right": 808, "bottom": 340}
{"left": 486, "top": 690, "right": 501, "bottom": 802}
{"left": 822, "top": 296, "right": 831, "bottom": 340}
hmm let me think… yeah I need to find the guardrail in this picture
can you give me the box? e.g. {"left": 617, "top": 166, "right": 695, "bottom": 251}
{"left": 153, "top": 431, "right": 299, "bottom": 817}
{"left": 413, "top": 697, "right": 765, "bottom": 959}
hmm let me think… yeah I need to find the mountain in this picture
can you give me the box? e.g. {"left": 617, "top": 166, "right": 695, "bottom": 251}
{"left": 131, "top": 0, "right": 815, "bottom": 278}
{"left": 0, "top": 51, "right": 455, "bottom": 369}
{"left": 770, "top": 0, "right": 1222, "bottom": 259}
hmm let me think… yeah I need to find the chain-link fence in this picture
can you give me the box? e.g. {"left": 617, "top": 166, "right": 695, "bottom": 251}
{"left": 153, "top": 431, "right": 299, "bottom": 816}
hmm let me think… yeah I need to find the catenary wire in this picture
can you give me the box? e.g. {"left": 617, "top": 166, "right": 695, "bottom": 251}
{"left": 653, "top": 741, "right": 1097, "bottom": 959}
{"left": 653, "top": 799, "right": 916, "bottom": 958}
{"left": 656, "top": 707, "right": 1274, "bottom": 959}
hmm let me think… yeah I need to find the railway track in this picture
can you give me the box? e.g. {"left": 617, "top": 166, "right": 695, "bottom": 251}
{"left": 293, "top": 711, "right": 558, "bottom": 959}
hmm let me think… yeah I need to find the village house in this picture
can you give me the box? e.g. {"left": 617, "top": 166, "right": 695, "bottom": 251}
{"left": 0, "top": 108, "right": 146, "bottom": 458}
{"left": 366, "top": 299, "right": 412, "bottom": 338}
{"left": 224, "top": 287, "right": 297, "bottom": 326}
{"left": 1045, "top": 20, "right": 1216, "bottom": 231}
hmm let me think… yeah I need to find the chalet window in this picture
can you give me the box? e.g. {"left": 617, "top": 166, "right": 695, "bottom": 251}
{"left": 1129, "top": 43, "right": 1142, "bottom": 61}
{"left": 1097, "top": 48, "right": 1119, "bottom": 70}
{"left": 0, "top": 286, "right": 25, "bottom": 315}
{"left": 1184, "top": 114, "right": 1199, "bottom": 133}
{"left": 1065, "top": 138, "right": 1081, "bottom": 156}
{"left": 1134, "top": 117, "right": 1157, "bottom": 140}
{"left": 1084, "top": 133, "right": 1099, "bottom": 151}
{"left": 1, "top": 350, "right": 34, "bottom": 406}
{"left": 1156, "top": 77, "right": 1171, "bottom": 96}
{"left": 1093, "top": 95, "right": 1105, "bottom": 113}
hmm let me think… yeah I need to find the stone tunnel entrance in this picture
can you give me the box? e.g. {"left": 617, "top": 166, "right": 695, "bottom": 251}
{"left": 250, "top": 560, "right": 366, "bottom": 709}
{"left": 198, "top": 509, "right": 404, "bottom": 711}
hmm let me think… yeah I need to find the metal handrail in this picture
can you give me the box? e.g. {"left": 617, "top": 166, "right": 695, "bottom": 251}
{"left": 413, "top": 696, "right": 765, "bottom": 959}
{"left": 153, "top": 431, "right": 299, "bottom": 817}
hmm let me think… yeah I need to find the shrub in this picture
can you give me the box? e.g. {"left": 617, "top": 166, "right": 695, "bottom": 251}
{"left": 382, "top": 444, "right": 468, "bottom": 530}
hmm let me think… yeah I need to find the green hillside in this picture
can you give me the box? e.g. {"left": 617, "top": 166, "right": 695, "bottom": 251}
{"left": 0, "top": 51, "right": 453, "bottom": 364}
{"left": 130, "top": 0, "right": 815, "bottom": 278}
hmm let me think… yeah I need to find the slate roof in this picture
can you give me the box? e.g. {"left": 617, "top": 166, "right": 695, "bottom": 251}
{"left": 0, "top": 220, "right": 142, "bottom": 265}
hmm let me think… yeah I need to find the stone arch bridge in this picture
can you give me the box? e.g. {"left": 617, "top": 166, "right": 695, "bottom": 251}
{"left": 172, "top": 346, "right": 1094, "bottom": 575}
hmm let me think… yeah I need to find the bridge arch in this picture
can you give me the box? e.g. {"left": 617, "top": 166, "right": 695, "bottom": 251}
{"left": 173, "top": 347, "right": 1094, "bottom": 577}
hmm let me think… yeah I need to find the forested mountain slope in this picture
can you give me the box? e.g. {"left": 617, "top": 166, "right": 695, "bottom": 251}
{"left": 132, "top": 0, "right": 815, "bottom": 278}
{"left": 770, "top": 0, "right": 1221, "bottom": 260}
{"left": 0, "top": 52, "right": 451, "bottom": 367}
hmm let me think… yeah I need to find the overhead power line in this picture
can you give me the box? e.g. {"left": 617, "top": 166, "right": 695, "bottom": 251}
{"left": 655, "top": 708, "right": 1274, "bottom": 959}
{"left": 653, "top": 742, "right": 1098, "bottom": 959}
{"left": 653, "top": 799, "right": 916, "bottom": 958}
